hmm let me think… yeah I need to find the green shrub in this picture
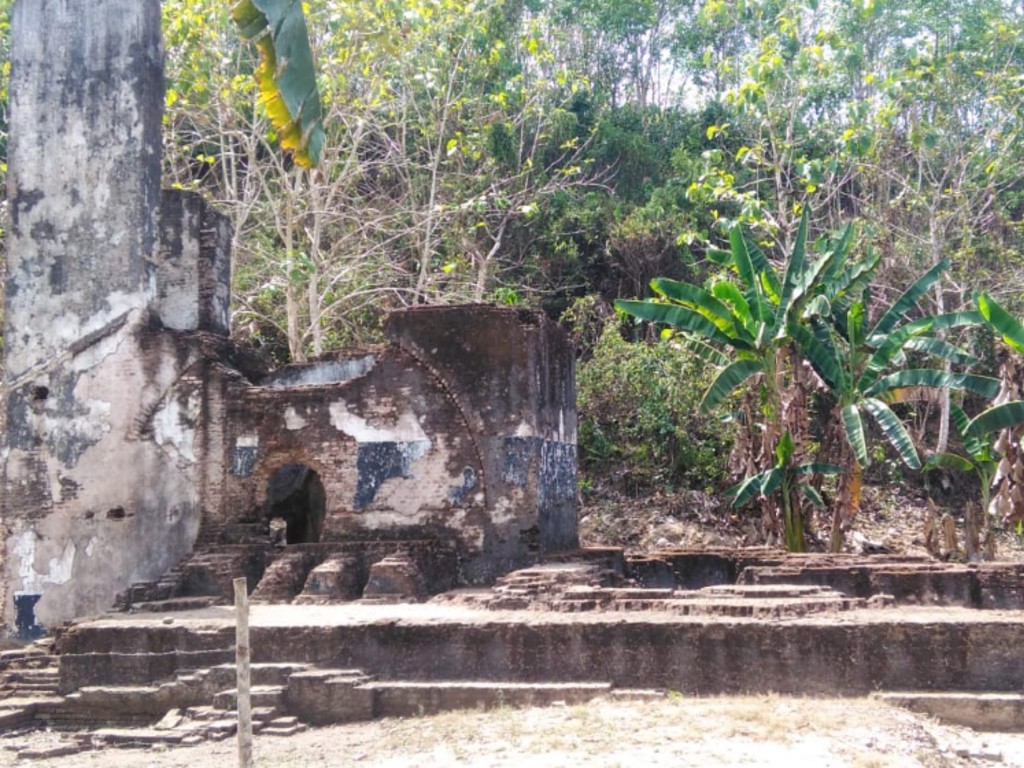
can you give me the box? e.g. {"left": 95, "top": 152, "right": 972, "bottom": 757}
{"left": 576, "top": 322, "right": 733, "bottom": 496}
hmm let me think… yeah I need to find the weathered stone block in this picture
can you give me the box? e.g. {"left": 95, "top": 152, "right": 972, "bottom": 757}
{"left": 286, "top": 670, "right": 373, "bottom": 725}
{"left": 362, "top": 555, "right": 426, "bottom": 601}
{"left": 297, "top": 555, "right": 361, "bottom": 602}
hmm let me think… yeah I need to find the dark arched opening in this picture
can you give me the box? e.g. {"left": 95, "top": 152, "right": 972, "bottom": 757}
{"left": 264, "top": 464, "right": 326, "bottom": 544}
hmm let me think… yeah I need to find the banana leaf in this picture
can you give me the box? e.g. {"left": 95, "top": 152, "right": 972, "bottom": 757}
{"left": 746, "top": 238, "right": 782, "bottom": 299}
{"left": 864, "top": 369, "right": 1000, "bottom": 399}
{"left": 842, "top": 404, "right": 868, "bottom": 467}
{"left": 864, "top": 398, "right": 921, "bottom": 469}
{"left": 711, "top": 281, "right": 754, "bottom": 334}
{"left": 789, "top": 320, "right": 845, "bottom": 392}
{"left": 977, "top": 293, "right": 1024, "bottom": 355}
{"left": 231, "top": 0, "right": 325, "bottom": 167}
{"left": 700, "top": 358, "right": 764, "bottom": 412}
{"left": 728, "top": 227, "right": 771, "bottom": 324}
{"left": 871, "top": 258, "right": 950, "bottom": 337}
{"left": 778, "top": 209, "right": 810, "bottom": 315}
{"left": 902, "top": 336, "right": 978, "bottom": 366}
{"left": 924, "top": 452, "right": 975, "bottom": 473}
{"left": 951, "top": 403, "right": 987, "bottom": 460}
{"left": 966, "top": 401, "right": 1024, "bottom": 438}
{"left": 800, "top": 482, "right": 826, "bottom": 508}
{"left": 615, "top": 300, "right": 752, "bottom": 351}
{"left": 793, "top": 462, "right": 845, "bottom": 475}
{"left": 728, "top": 472, "right": 769, "bottom": 507}
{"left": 652, "top": 278, "right": 737, "bottom": 335}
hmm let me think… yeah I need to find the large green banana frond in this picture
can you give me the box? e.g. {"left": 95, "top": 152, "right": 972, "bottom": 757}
{"left": 615, "top": 300, "right": 752, "bottom": 351}
{"left": 700, "top": 359, "right": 764, "bottom": 413}
{"left": 966, "top": 401, "right": 1024, "bottom": 438}
{"left": 864, "top": 369, "right": 1000, "bottom": 400}
{"left": 651, "top": 279, "right": 739, "bottom": 337}
{"left": 977, "top": 293, "right": 1024, "bottom": 354}
{"left": 864, "top": 398, "right": 921, "bottom": 469}
{"left": 231, "top": 0, "right": 325, "bottom": 168}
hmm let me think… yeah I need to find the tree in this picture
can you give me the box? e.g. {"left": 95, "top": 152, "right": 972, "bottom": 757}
{"left": 617, "top": 210, "right": 836, "bottom": 548}
{"left": 793, "top": 259, "right": 995, "bottom": 549}
{"left": 619, "top": 209, "right": 998, "bottom": 550}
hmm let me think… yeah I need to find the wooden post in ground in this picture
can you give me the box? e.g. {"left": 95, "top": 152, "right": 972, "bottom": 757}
{"left": 234, "top": 577, "right": 253, "bottom": 768}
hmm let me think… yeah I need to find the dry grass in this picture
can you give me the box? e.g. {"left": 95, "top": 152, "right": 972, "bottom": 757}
{"left": 8, "top": 695, "right": 1023, "bottom": 768}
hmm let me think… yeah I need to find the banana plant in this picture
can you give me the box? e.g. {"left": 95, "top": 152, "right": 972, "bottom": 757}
{"left": 926, "top": 403, "right": 998, "bottom": 518}
{"left": 615, "top": 209, "right": 854, "bottom": 549}
{"left": 231, "top": 0, "right": 325, "bottom": 167}
{"left": 965, "top": 293, "right": 1024, "bottom": 438}
{"left": 727, "top": 432, "right": 844, "bottom": 552}
{"left": 962, "top": 293, "right": 1024, "bottom": 527}
{"left": 793, "top": 261, "right": 995, "bottom": 550}
{"left": 616, "top": 209, "right": 843, "bottom": 414}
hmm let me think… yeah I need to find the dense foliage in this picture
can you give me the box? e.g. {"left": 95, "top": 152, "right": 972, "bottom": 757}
{"left": 575, "top": 318, "right": 732, "bottom": 497}
{"left": 2, "top": 0, "right": 1024, "bottom": 547}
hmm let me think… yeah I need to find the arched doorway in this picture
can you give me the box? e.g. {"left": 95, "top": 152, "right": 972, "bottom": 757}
{"left": 264, "top": 464, "right": 326, "bottom": 544}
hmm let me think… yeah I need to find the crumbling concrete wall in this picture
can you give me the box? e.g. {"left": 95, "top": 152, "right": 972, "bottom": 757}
{"left": 0, "top": 1, "right": 225, "bottom": 632}
{"left": 387, "top": 307, "right": 579, "bottom": 566}
{"left": 156, "top": 190, "right": 232, "bottom": 335}
{"left": 2, "top": 1, "right": 579, "bottom": 630}
{"left": 220, "top": 306, "right": 577, "bottom": 584}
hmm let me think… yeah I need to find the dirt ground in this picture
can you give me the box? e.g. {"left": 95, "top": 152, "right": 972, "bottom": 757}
{"left": 579, "top": 484, "right": 1024, "bottom": 560}
{"left": 3, "top": 696, "right": 1023, "bottom": 768}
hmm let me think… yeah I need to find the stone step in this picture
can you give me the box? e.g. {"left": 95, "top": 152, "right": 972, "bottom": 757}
{"left": 9, "top": 681, "right": 60, "bottom": 692}
{"left": 212, "top": 685, "right": 286, "bottom": 711}
{"left": 364, "top": 680, "right": 614, "bottom": 718}
{"left": 90, "top": 727, "right": 188, "bottom": 746}
{"left": 9, "top": 670, "right": 59, "bottom": 680}
{"left": 699, "top": 583, "right": 841, "bottom": 599}
{"left": 252, "top": 706, "right": 280, "bottom": 722}
{"left": 258, "top": 721, "right": 307, "bottom": 737}
{"left": 874, "top": 692, "right": 1024, "bottom": 732}
{"left": 607, "top": 688, "right": 666, "bottom": 701}
{"left": 130, "top": 596, "right": 223, "bottom": 612}
{"left": 184, "top": 705, "right": 224, "bottom": 722}
{"left": 208, "top": 662, "right": 310, "bottom": 687}
{"left": 0, "top": 706, "right": 36, "bottom": 729}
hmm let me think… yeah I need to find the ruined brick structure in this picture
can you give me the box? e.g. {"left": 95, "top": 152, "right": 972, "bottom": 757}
{"left": 1, "top": 0, "right": 577, "bottom": 634}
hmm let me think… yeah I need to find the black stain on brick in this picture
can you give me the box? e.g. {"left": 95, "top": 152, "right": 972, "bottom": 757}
{"left": 14, "top": 594, "right": 43, "bottom": 640}
{"left": 354, "top": 440, "right": 430, "bottom": 509}
{"left": 502, "top": 436, "right": 538, "bottom": 487}
{"left": 538, "top": 441, "right": 578, "bottom": 549}
{"left": 447, "top": 466, "right": 478, "bottom": 504}
{"left": 231, "top": 445, "right": 259, "bottom": 477}
{"left": 502, "top": 436, "right": 577, "bottom": 550}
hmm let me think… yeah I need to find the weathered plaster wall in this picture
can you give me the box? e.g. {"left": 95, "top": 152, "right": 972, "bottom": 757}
{"left": 386, "top": 306, "right": 579, "bottom": 570}
{"left": 4, "top": 0, "right": 162, "bottom": 380}
{"left": 4, "top": 327, "right": 215, "bottom": 627}
{"left": 0, "top": 1, "right": 207, "bottom": 632}
{"left": 155, "top": 190, "right": 232, "bottom": 335}
{"left": 220, "top": 350, "right": 489, "bottom": 568}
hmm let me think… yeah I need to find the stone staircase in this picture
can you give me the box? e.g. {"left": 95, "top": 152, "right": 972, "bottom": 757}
{"left": 114, "top": 546, "right": 271, "bottom": 612}
{"left": 439, "top": 562, "right": 889, "bottom": 618}
{"left": 33, "top": 660, "right": 310, "bottom": 738}
{"left": 0, "top": 639, "right": 62, "bottom": 731}
{"left": 5, "top": 650, "right": 644, "bottom": 748}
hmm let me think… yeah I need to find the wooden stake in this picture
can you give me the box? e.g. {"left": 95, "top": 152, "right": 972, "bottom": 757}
{"left": 234, "top": 577, "right": 253, "bottom": 768}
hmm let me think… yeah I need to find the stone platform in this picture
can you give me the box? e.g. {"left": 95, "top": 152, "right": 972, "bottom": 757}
{"left": 54, "top": 599, "right": 1024, "bottom": 699}
{"left": 2, "top": 552, "right": 1022, "bottom": 739}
